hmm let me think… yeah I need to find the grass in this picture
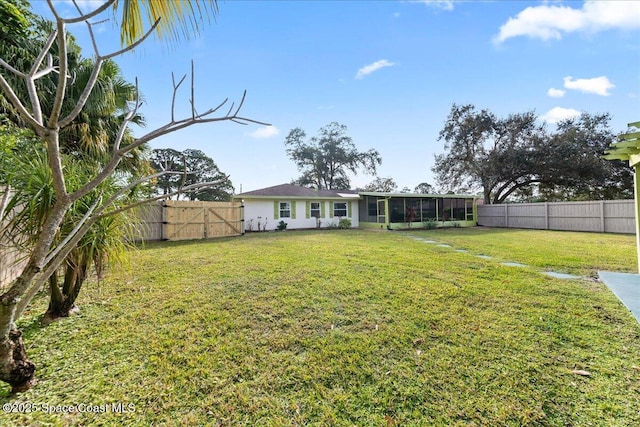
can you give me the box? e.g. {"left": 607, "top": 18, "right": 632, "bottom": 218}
{"left": 407, "top": 227, "right": 638, "bottom": 277}
{"left": 1, "top": 228, "right": 640, "bottom": 426}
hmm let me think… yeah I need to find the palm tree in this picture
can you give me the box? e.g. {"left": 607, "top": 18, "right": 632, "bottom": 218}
{"left": 113, "top": 0, "right": 219, "bottom": 47}
{"left": 44, "top": 57, "right": 149, "bottom": 320}
{"left": 1, "top": 0, "right": 234, "bottom": 393}
{"left": 1, "top": 14, "right": 149, "bottom": 320}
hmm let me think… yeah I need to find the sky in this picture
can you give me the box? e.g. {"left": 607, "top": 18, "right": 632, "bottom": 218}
{"left": 35, "top": 1, "right": 640, "bottom": 193}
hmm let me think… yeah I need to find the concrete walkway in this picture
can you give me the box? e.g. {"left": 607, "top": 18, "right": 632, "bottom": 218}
{"left": 598, "top": 271, "right": 640, "bottom": 323}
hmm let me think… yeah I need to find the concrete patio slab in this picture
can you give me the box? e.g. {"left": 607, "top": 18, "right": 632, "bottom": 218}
{"left": 598, "top": 271, "right": 640, "bottom": 324}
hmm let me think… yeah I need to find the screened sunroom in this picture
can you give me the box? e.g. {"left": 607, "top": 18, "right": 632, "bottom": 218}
{"left": 358, "top": 192, "right": 478, "bottom": 230}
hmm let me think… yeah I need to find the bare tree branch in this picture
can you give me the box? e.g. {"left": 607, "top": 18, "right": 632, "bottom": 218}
{"left": 43, "top": 193, "right": 102, "bottom": 267}
{"left": 102, "top": 19, "right": 161, "bottom": 60}
{"left": 0, "top": 74, "right": 45, "bottom": 131}
{"left": 191, "top": 60, "right": 196, "bottom": 120}
{"left": 0, "top": 185, "right": 10, "bottom": 226}
{"left": 100, "top": 178, "right": 228, "bottom": 218}
{"left": 56, "top": 0, "right": 117, "bottom": 24}
{"left": 47, "top": 20, "right": 69, "bottom": 127}
{"left": 171, "top": 73, "right": 187, "bottom": 122}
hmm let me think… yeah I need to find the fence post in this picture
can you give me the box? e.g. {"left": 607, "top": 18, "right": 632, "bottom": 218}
{"left": 504, "top": 204, "right": 509, "bottom": 228}
{"left": 545, "top": 202, "right": 549, "bottom": 230}
{"left": 600, "top": 201, "right": 605, "bottom": 233}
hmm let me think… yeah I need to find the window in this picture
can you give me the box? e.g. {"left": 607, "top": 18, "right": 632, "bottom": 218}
{"left": 333, "top": 202, "right": 347, "bottom": 217}
{"left": 310, "top": 202, "right": 321, "bottom": 218}
{"left": 279, "top": 201, "right": 291, "bottom": 218}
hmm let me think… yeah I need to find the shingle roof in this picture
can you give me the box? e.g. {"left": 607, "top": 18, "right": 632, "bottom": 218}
{"left": 236, "top": 183, "right": 358, "bottom": 198}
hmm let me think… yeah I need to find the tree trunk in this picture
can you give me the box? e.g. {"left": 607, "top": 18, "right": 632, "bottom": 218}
{"left": 44, "top": 263, "right": 86, "bottom": 322}
{"left": 0, "top": 329, "right": 36, "bottom": 393}
{"left": 0, "top": 265, "right": 43, "bottom": 393}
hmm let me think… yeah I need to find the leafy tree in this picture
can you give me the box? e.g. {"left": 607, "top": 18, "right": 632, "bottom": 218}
{"left": 414, "top": 182, "right": 436, "bottom": 194}
{"left": 535, "top": 114, "right": 633, "bottom": 201}
{"left": 362, "top": 176, "right": 398, "bottom": 192}
{"left": 182, "top": 149, "right": 234, "bottom": 201}
{"left": 150, "top": 148, "right": 183, "bottom": 196}
{"left": 433, "top": 104, "right": 631, "bottom": 204}
{"left": 0, "top": 0, "right": 265, "bottom": 392}
{"left": 284, "top": 122, "right": 381, "bottom": 190}
{"left": 150, "top": 148, "right": 234, "bottom": 201}
{"left": 0, "top": 0, "right": 33, "bottom": 48}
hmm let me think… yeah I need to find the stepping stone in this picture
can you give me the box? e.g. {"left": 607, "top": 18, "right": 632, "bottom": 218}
{"left": 501, "top": 262, "right": 527, "bottom": 267}
{"left": 544, "top": 271, "right": 580, "bottom": 280}
{"left": 475, "top": 255, "right": 493, "bottom": 260}
{"left": 437, "top": 244, "right": 452, "bottom": 248}
{"left": 422, "top": 240, "right": 437, "bottom": 244}
{"left": 455, "top": 249, "right": 468, "bottom": 253}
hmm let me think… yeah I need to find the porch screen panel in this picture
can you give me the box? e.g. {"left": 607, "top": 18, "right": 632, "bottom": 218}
{"left": 436, "top": 198, "right": 445, "bottom": 221}
{"left": 389, "top": 198, "right": 405, "bottom": 223}
{"left": 422, "top": 198, "right": 436, "bottom": 221}
{"left": 406, "top": 199, "right": 421, "bottom": 222}
{"left": 452, "top": 198, "right": 466, "bottom": 220}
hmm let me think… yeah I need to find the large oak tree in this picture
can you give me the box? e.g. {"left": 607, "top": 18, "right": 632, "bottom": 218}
{"left": 433, "top": 104, "right": 632, "bottom": 204}
{"left": 284, "top": 122, "right": 381, "bottom": 190}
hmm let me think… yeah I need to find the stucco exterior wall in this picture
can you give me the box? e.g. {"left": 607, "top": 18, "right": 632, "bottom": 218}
{"left": 243, "top": 199, "right": 359, "bottom": 231}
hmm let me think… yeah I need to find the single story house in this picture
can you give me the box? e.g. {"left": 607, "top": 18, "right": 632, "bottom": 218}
{"left": 234, "top": 184, "right": 360, "bottom": 231}
{"left": 234, "top": 184, "right": 478, "bottom": 231}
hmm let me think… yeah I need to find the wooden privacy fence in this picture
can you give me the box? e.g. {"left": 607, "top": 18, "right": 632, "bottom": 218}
{"left": 131, "top": 200, "right": 244, "bottom": 241}
{"left": 0, "top": 243, "right": 26, "bottom": 290}
{"left": 1, "top": 200, "right": 243, "bottom": 288}
{"left": 477, "top": 200, "right": 634, "bottom": 234}
{"left": 160, "top": 200, "right": 244, "bottom": 241}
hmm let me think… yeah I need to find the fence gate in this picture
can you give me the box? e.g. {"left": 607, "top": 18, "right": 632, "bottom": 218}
{"left": 162, "top": 201, "right": 243, "bottom": 241}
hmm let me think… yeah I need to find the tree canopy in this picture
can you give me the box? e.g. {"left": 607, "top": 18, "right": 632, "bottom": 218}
{"left": 284, "top": 122, "right": 381, "bottom": 190}
{"left": 433, "top": 104, "right": 632, "bottom": 204}
{"left": 361, "top": 176, "right": 398, "bottom": 193}
{"left": 150, "top": 148, "right": 233, "bottom": 201}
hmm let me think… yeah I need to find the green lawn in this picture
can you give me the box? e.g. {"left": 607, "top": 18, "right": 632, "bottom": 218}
{"left": 2, "top": 229, "right": 640, "bottom": 426}
{"left": 405, "top": 227, "right": 638, "bottom": 277}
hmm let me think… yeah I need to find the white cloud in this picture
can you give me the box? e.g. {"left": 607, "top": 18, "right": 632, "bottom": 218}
{"left": 541, "top": 107, "right": 581, "bottom": 124}
{"left": 563, "top": 76, "right": 615, "bottom": 96}
{"left": 247, "top": 126, "right": 280, "bottom": 139}
{"left": 355, "top": 59, "right": 396, "bottom": 80}
{"left": 413, "top": 0, "right": 455, "bottom": 11}
{"left": 494, "top": 1, "right": 640, "bottom": 44}
{"left": 547, "top": 88, "right": 566, "bottom": 98}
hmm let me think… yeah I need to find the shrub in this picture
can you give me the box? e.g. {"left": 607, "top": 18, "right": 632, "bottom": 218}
{"left": 425, "top": 218, "right": 438, "bottom": 230}
{"left": 338, "top": 218, "right": 352, "bottom": 229}
{"left": 277, "top": 220, "right": 287, "bottom": 231}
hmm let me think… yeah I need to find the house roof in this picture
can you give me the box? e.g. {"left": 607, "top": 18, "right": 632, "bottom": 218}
{"left": 358, "top": 191, "right": 477, "bottom": 199}
{"left": 235, "top": 183, "right": 359, "bottom": 199}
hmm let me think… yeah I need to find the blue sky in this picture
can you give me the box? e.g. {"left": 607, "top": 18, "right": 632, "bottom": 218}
{"left": 39, "top": 1, "right": 640, "bottom": 193}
